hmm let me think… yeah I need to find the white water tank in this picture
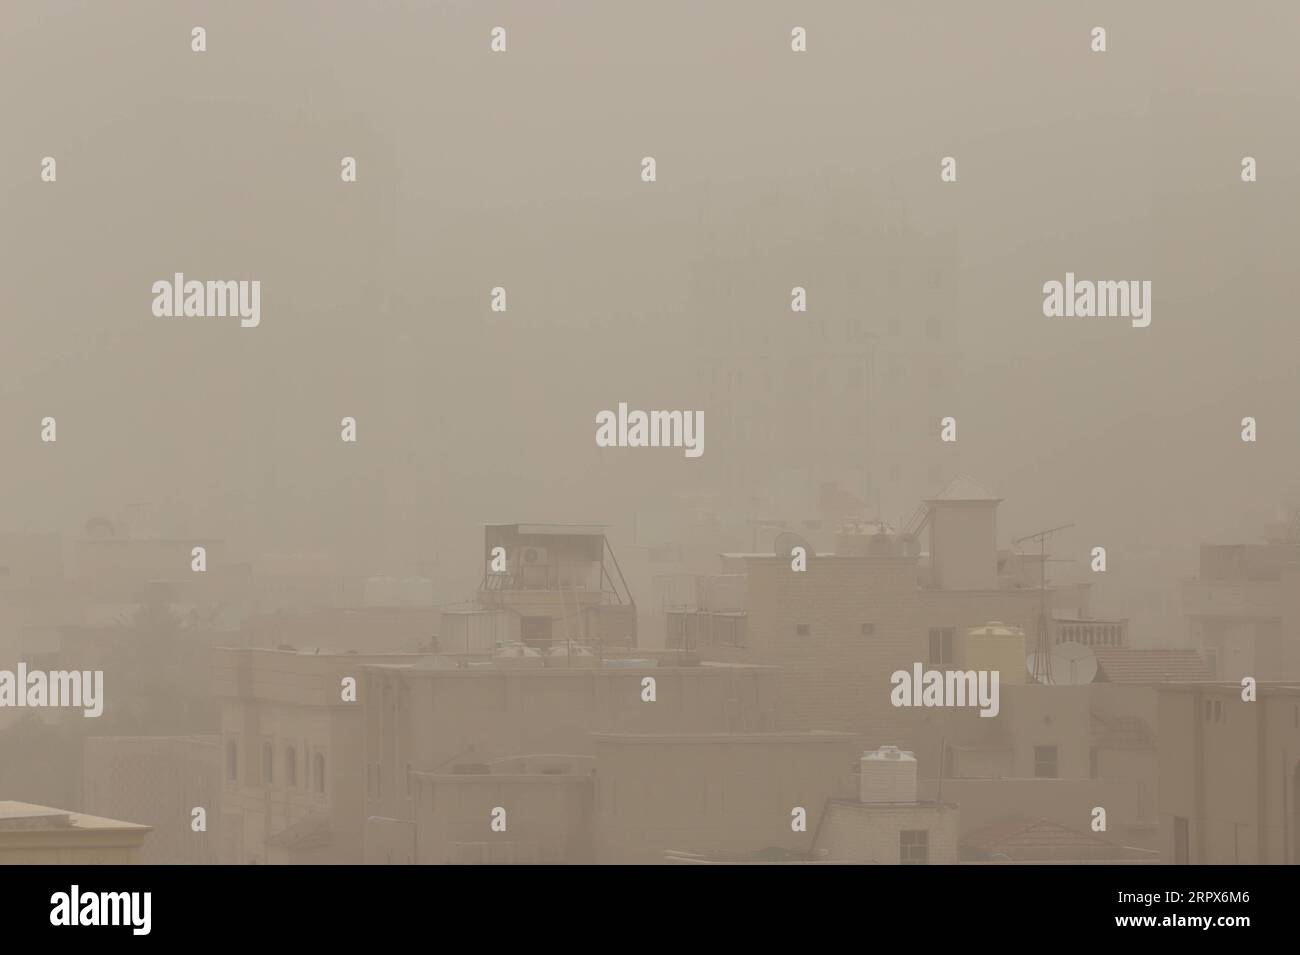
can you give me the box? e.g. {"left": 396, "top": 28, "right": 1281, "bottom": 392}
{"left": 860, "top": 745, "right": 917, "bottom": 804}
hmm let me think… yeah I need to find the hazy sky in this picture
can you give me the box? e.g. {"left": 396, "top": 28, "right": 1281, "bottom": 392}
{"left": 3, "top": 2, "right": 1298, "bottom": 636}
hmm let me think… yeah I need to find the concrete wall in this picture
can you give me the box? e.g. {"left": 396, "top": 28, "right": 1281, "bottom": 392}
{"left": 414, "top": 773, "right": 594, "bottom": 864}
{"left": 593, "top": 732, "right": 860, "bottom": 863}
{"left": 929, "top": 504, "right": 997, "bottom": 591}
{"left": 818, "top": 802, "right": 959, "bottom": 864}
{"left": 1158, "top": 684, "right": 1300, "bottom": 864}
{"left": 363, "top": 662, "right": 780, "bottom": 826}
{"left": 743, "top": 555, "right": 925, "bottom": 748}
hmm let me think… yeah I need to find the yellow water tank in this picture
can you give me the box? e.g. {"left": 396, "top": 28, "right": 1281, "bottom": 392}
{"left": 965, "top": 621, "right": 1026, "bottom": 684}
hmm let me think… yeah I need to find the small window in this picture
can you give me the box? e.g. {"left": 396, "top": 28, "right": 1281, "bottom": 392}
{"left": 1205, "top": 700, "right": 1213, "bottom": 722}
{"left": 1089, "top": 747, "right": 1099, "bottom": 779}
{"left": 900, "top": 830, "right": 929, "bottom": 865}
{"left": 262, "top": 742, "right": 274, "bottom": 785}
{"left": 1034, "top": 745, "right": 1058, "bottom": 779}
{"left": 285, "top": 747, "right": 297, "bottom": 788}
{"left": 795, "top": 624, "right": 811, "bottom": 636}
{"left": 226, "top": 739, "right": 238, "bottom": 782}
{"left": 406, "top": 763, "right": 413, "bottom": 797}
{"left": 1213, "top": 700, "right": 1223, "bottom": 723}
{"left": 928, "top": 628, "right": 954, "bottom": 666}
{"left": 314, "top": 753, "right": 326, "bottom": 794}
{"left": 861, "top": 623, "right": 875, "bottom": 636}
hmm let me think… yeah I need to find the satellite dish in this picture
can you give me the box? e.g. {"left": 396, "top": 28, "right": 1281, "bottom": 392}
{"left": 1026, "top": 641, "right": 1098, "bottom": 686}
{"left": 1054, "top": 642, "right": 1098, "bottom": 684}
{"left": 772, "top": 532, "right": 811, "bottom": 559}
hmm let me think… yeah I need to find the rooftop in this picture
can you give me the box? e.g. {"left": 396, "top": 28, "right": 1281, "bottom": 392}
{"left": 961, "top": 815, "right": 1128, "bottom": 861}
{"left": 0, "top": 801, "right": 151, "bottom": 834}
{"left": 1093, "top": 648, "right": 1213, "bottom": 684}
{"left": 485, "top": 523, "right": 607, "bottom": 537}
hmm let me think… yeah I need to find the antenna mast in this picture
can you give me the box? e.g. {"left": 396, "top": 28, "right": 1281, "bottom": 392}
{"left": 1011, "top": 523, "right": 1075, "bottom": 684}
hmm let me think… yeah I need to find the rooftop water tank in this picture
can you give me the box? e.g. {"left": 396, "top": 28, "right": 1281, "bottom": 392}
{"left": 965, "top": 620, "right": 1026, "bottom": 685}
{"left": 860, "top": 745, "right": 918, "bottom": 804}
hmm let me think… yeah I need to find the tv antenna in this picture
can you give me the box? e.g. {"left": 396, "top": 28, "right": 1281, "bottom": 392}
{"left": 1011, "top": 522, "right": 1075, "bottom": 684}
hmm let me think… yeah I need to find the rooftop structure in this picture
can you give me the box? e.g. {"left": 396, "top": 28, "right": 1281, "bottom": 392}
{"left": 478, "top": 523, "right": 636, "bottom": 649}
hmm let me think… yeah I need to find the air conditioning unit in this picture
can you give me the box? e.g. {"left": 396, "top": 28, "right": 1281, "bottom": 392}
{"left": 520, "top": 546, "right": 549, "bottom": 565}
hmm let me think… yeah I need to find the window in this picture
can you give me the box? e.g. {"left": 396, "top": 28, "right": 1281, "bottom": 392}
{"left": 928, "top": 628, "right": 954, "bottom": 665}
{"left": 406, "top": 763, "right": 413, "bottom": 798}
{"left": 795, "top": 624, "right": 810, "bottom": 636}
{"left": 285, "top": 747, "right": 297, "bottom": 788}
{"left": 313, "top": 753, "right": 326, "bottom": 794}
{"left": 1213, "top": 700, "right": 1223, "bottom": 723}
{"left": 226, "top": 739, "right": 238, "bottom": 782}
{"left": 262, "top": 742, "right": 274, "bottom": 785}
{"left": 1089, "top": 746, "right": 1099, "bottom": 779}
{"left": 900, "top": 830, "right": 929, "bottom": 865}
{"left": 861, "top": 623, "right": 875, "bottom": 636}
{"left": 1205, "top": 700, "right": 1213, "bottom": 722}
{"left": 1034, "top": 745, "right": 1059, "bottom": 779}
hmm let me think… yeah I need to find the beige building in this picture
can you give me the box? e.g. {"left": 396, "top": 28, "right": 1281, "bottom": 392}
{"left": 82, "top": 736, "right": 221, "bottom": 864}
{"left": 477, "top": 523, "right": 637, "bottom": 649}
{"left": 816, "top": 801, "right": 958, "bottom": 865}
{"left": 1158, "top": 681, "right": 1300, "bottom": 864}
{"left": 211, "top": 645, "right": 426, "bottom": 864}
{"left": 0, "top": 801, "right": 151, "bottom": 864}
{"left": 407, "top": 755, "right": 595, "bottom": 865}
{"left": 592, "top": 731, "right": 861, "bottom": 863}
{"left": 669, "top": 479, "right": 1101, "bottom": 750}
{"left": 918, "top": 682, "right": 1159, "bottom": 852}
{"left": 361, "top": 656, "right": 779, "bottom": 859}
{"left": 1182, "top": 537, "right": 1300, "bottom": 682}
